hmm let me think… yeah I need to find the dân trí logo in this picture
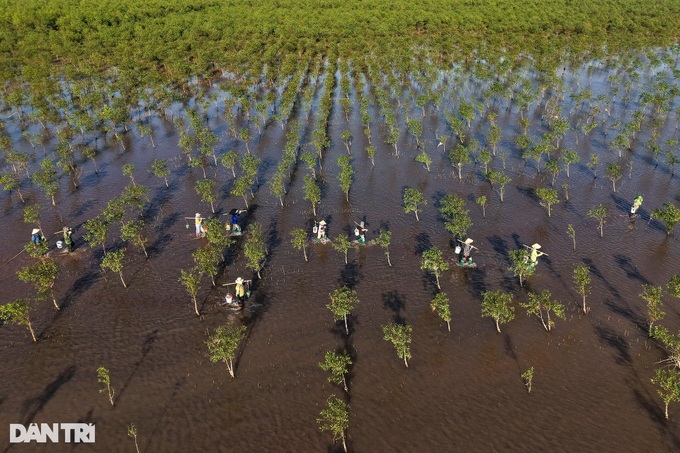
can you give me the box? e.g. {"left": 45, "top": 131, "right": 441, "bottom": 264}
{"left": 9, "top": 423, "right": 95, "bottom": 443}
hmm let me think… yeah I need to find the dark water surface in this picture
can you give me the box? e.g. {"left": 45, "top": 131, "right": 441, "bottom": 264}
{"left": 1, "top": 59, "right": 680, "bottom": 452}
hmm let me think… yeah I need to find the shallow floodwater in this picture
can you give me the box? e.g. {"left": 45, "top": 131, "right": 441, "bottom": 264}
{"left": 1, "top": 57, "right": 680, "bottom": 452}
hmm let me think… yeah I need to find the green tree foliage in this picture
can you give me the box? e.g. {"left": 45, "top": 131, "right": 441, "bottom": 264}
{"left": 403, "top": 187, "right": 426, "bottom": 221}
{"left": 373, "top": 229, "right": 392, "bottom": 266}
{"left": 365, "top": 145, "right": 376, "bottom": 167}
{"left": 193, "top": 246, "right": 221, "bottom": 286}
{"left": 481, "top": 290, "right": 515, "bottom": 333}
{"left": 179, "top": 267, "right": 201, "bottom": 317}
{"left": 303, "top": 174, "right": 321, "bottom": 217}
{"left": 562, "top": 149, "right": 579, "bottom": 177}
{"left": 567, "top": 224, "right": 576, "bottom": 250}
{"left": 32, "top": 158, "right": 59, "bottom": 206}
{"left": 450, "top": 141, "right": 475, "bottom": 181}
{"left": 17, "top": 259, "right": 60, "bottom": 310}
{"left": 421, "top": 246, "right": 449, "bottom": 290}
{"left": 317, "top": 395, "right": 349, "bottom": 453}
{"left": 651, "top": 203, "right": 680, "bottom": 235}
{"left": 438, "top": 194, "right": 472, "bottom": 239}
{"left": 0, "top": 172, "right": 25, "bottom": 202}
{"left": 415, "top": 150, "right": 432, "bottom": 172}
{"left": 588, "top": 204, "right": 608, "bottom": 238}
{"left": 122, "top": 163, "right": 136, "bottom": 187}
{"left": 328, "top": 286, "right": 359, "bottom": 335}
{"left": 150, "top": 158, "right": 170, "bottom": 188}
{"left": 97, "top": 366, "right": 115, "bottom": 406}
{"left": 195, "top": 178, "right": 217, "bottom": 213}
{"left": 522, "top": 367, "right": 534, "bottom": 393}
{"left": 605, "top": 163, "right": 622, "bottom": 192}
{"left": 536, "top": 187, "right": 559, "bottom": 217}
{"left": 382, "top": 323, "right": 413, "bottom": 367}
{"left": 641, "top": 284, "right": 665, "bottom": 333}
{"left": 244, "top": 222, "right": 267, "bottom": 279}
{"left": 332, "top": 235, "right": 355, "bottom": 265}
{"left": 520, "top": 289, "right": 565, "bottom": 332}
{"left": 337, "top": 155, "right": 353, "bottom": 203}
{"left": 319, "top": 351, "right": 352, "bottom": 392}
{"left": 430, "top": 292, "right": 451, "bottom": 332}
{"left": 476, "top": 195, "right": 487, "bottom": 218}
{"left": 668, "top": 275, "right": 680, "bottom": 299}
{"left": 290, "top": 228, "right": 308, "bottom": 262}
{"left": 220, "top": 151, "right": 238, "bottom": 178}
{"left": 0, "top": 299, "right": 36, "bottom": 342}
{"left": 573, "top": 264, "right": 591, "bottom": 314}
{"left": 206, "top": 322, "right": 247, "bottom": 378}
{"left": 84, "top": 216, "right": 110, "bottom": 254}
{"left": 509, "top": 249, "right": 534, "bottom": 287}
{"left": 652, "top": 369, "right": 680, "bottom": 420}
{"left": 121, "top": 220, "right": 149, "bottom": 257}
{"left": 487, "top": 170, "right": 511, "bottom": 202}
{"left": 101, "top": 248, "right": 127, "bottom": 288}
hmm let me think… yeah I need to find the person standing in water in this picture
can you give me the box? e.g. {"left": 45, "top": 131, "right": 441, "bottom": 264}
{"left": 317, "top": 220, "right": 328, "bottom": 241}
{"left": 356, "top": 221, "right": 368, "bottom": 245}
{"left": 194, "top": 213, "right": 203, "bottom": 238}
{"left": 458, "top": 238, "right": 477, "bottom": 265}
{"left": 31, "top": 228, "right": 43, "bottom": 245}
{"left": 63, "top": 226, "right": 74, "bottom": 252}
{"left": 630, "top": 195, "right": 643, "bottom": 216}
{"left": 530, "top": 243, "right": 545, "bottom": 267}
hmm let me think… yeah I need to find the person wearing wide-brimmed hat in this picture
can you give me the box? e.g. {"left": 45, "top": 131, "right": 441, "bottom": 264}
{"left": 194, "top": 213, "right": 204, "bottom": 238}
{"left": 458, "top": 237, "right": 477, "bottom": 265}
{"left": 234, "top": 277, "right": 246, "bottom": 308}
{"left": 31, "top": 228, "right": 43, "bottom": 245}
{"left": 62, "top": 226, "right": 74, "bottom": 252}
{"left": 317, "top": 220, "right": 327, "bottom": 241}
{"left": 530, "top": 243, "right": 545, "bottom": 265}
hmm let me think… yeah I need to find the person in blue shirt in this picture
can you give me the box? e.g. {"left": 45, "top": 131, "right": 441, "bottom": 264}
{"left": 230, "top": 209, "right": 246, "bottom": 233}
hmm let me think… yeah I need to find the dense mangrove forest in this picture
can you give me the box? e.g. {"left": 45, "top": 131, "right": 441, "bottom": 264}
{"left": 2, "top": 0, "right": 680, "bottom": 451}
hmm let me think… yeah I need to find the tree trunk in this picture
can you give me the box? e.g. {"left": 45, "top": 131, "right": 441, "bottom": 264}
{"left": 210, "top": 201, "right": 215, "bottom": 213}
{"left": 665, "top": 403, "right": 669, "bottom": 420}
{"left": 403, "top": 351, "right": 409, "bottom": 368}
{"left": 164, "top": 177, "right": 169, "bottom": 188}
{"left": 228, "top": 358, "right": 235, "bottom": 378}
{"left": 599, "top": 222, "right": 604, "bottom": 238}
{"left": 342, "top": 435, "right": 348, "bottom": 453}
{"left": 303, "top": 247, "right": 308, "bottom": 262}
{"left": 344, "top": 251, "right": 348, "bottom": 265}
{"left": 415, "top": 210, "right": 419, "bottom": 222}
{"left": 193, "top": 296, "right": 200, "bottom": 316}
{"left": 243, "top": 195, "right": 249, "bottom": 209}
{"left": 119, "top": 271, "right": 127, "bottom": 288}
{"left": 342, "top": 375, "right": 348, "bottom": 392}
{"left": 52, "top": 295, "right": 59, "bottom": 311}
{"left": 344, "top": 315, "right": 349, "bottom": 335}
{"left": 386, "top": 252, "right": 392, "bottom": 267}
{"left": 457, "top": 164, "right": 463, "bottom": 181}
{"left": 582, "top": 296, "right": 587, "bottom": 314}
{"left": 435, "top": 273, "right": 441, "bottom": 290}
{"left": 28, "top": 321, "right": 37, "bottom": 342}
{"left": 495, "top": 318, "right": 501, "bottom": 333}
{"left": 447, "top": 320, "right": 451, "bottom": 332}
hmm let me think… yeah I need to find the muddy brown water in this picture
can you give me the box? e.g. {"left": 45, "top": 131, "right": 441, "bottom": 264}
{"left": 1, "top": 59, "right": 680, "bottom": 452}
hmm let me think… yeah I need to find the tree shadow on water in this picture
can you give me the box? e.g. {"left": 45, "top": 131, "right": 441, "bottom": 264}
{"left": 487, "top": 235, "right": 509, "bottom": 261}
{"left": 116, "top": 329, "right": 160, "bottom": 404}
{"left": 382, "top": 290, "right": 405, "bottom": 324}
{"left": 613, "top": 254, "right": 651, "bottom": 285}
{"left": 339, "top": 262, "right": 362, "bottom": 289}
{"left": 414, "top": 232, "right": 431, "bottom": 255}
{"left": 632, "top": 388, "right": 680, "bottom": 450}
{"left": 21, "top": 365, "right": 77, "bottom": 424}
{"left": 594, "top": 324, "right": 632, "bottom": 365}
